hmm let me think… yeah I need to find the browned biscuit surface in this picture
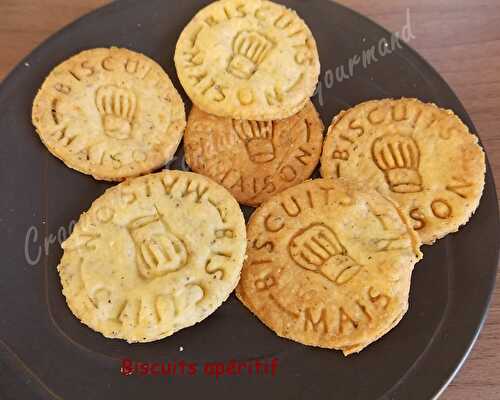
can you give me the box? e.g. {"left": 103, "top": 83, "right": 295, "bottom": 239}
{"left": 236, "top": 178, "right": 422, "bottom": 355}
{"left": 320, "top": 98, "right": 486, "bottom": 244}
{"left": 185, "top": 101, "right": 324, "bottom": 206}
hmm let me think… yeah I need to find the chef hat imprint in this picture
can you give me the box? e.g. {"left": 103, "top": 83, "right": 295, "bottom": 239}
{"left": 372, "top": 134, "right": 423, "bottom": 193}
{"left": 233, "top": 120, "right": 276, "bottom": 163}
{"left": 96, "top": 85, "right": 137, "bottom": 140}
{"left": 288, "top": 223, "right": 362, "bottom": 285}
{"left": 228, "top": 30, "right": 275, "bottom": 80}
{"left": 127, "top": 210, "right": 188, "bottom": 279}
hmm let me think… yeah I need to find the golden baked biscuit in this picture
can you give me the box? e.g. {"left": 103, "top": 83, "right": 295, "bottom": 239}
{"left": 321, "top": 98, "right": 486, "bottom": 244}
{"left": 58, "top": 171, "right": 246, "bottom": 342}
{"left": 236, "top": 178, "right": 422, "bottom": 355}
{"left": 184, "top": 101, "right": 324, "bottom": 206}
{"left": 32, "top": 47, "right": 186, "bottom": 181}
{"left": 174, "top": 0, "right": 320, "bottom": 121}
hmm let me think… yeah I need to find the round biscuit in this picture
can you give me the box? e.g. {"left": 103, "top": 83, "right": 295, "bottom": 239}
{"left": 236, "top": 178, "right": 422, "bottom": 355}
{"left": 320, "top": 98, "right": 486, "bottom": 244}
{"left": 184, "top": 100, "right": 324, "bottom": 206}
{"left": 174, "top": 0, "right": 320, "bottom": 121}
{"left": 58, "top": 171, "right": 247, "bottom": 342}
{"left": 32, "top": 47, "right": 186, "bottom": 181}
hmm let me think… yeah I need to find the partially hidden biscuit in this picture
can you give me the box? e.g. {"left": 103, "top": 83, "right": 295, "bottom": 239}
{"left": 58, "top": 171, "right": 246, "bottom": 342}
{"left": 32, "top": 47, "right": 186, "bottom": 181}
{"left": 184, "top": 101, "right": 324, "bottom": 206}
{"left": 236, "top": 178, "right": 422, "bottom": 355}
{"left": 174, "top": 0, "right": 320, "bottom": 121}
{"left": 320, "top": 98, "right": 486, "bottom": 244}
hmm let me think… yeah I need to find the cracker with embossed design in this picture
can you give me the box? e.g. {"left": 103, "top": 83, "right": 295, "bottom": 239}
{"left": 174, "top": 0, "right": 320, "bottom": 121}
{"left": 58, "top": 171, "right": 246, "bottom": 342}
{"left": 236, "top": 178, "right": 422, "bottom": 355}
{"left": 184, "top": 100, "right": 324, "bottom": 206}
{"left": 320, "top": 98, "right": 486, "bottom": 244}
{"left": 32, "top": 47, "right": 186, "bottom": 181}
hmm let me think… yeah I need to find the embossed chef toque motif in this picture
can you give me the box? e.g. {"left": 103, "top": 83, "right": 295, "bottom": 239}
{"left": 95, "top": 85, "right": 137, "bottom": 140}
{"left": 127, "top": 209, "right": 188, "bottom": 279}
{"left": 237, "top": 178, "right": 422, "bottom": 355}
{"left": 321, "top": 98, "right": 485, "bottom": 244}
{"left": 175, "top": 0, "right": 320, "bottom": 120}
{"left": 184, "top": 101, "right": 324, "bottom": 206}
{"left": 32, "top": 47, "right": 186, "bottom": 181}
{"left": 289, "top": 223, "right": 362, "bottom": 285}
{"left": 371, "top": 134, "right": 422, "bottom": 193}
{"left": 233, "top": 120, "right": 276, "bottom": 163}
{"left": 58, "top": 171, "right": 246, "bottom": 343}
{"left": 228, "top": 30, "right": 275, "bottom": 79}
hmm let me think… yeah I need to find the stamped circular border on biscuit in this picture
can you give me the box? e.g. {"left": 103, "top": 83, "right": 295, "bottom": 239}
{"left": 320, "top": 98, "right": 486, "bottom": 244}
{"left": 184, "top": 100, "right": 324, "bottom": 206}
{"left": 174, "top": 0, "right": 320, "bottom": 121}
{"left": 32, "top": 47, "right": 186, "bottom": 181}
{"left": 236, "top": 178, "right": 422, "bottom": 355}
{"left": 58, "top": 170, "right": 247, "bottom": 343}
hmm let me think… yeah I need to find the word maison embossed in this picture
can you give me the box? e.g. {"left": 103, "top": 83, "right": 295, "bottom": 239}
{"left": 237, "top": 179, "right": 422, "bottom": 355}
{"left": 25, "top": 0, "right": 487, "bottom": 366}
{"left": 32, "top": 47, "right": 186, "bottom": 181}
{"left": 58, "top": 171, "right": 246, "bottom": 343}
{"left": 175, "top": 0, "right": 320, "bottom": 120}
{"left": 321, "top": 98, "right": 485, "bottom": 244}
{"left": 184, "top": 101, "right": 324, "bottom": 206}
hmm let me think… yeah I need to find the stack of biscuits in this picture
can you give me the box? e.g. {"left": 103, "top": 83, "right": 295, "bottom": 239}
{"left": 31, "top": 0, "right": 485, "bottom": 355}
